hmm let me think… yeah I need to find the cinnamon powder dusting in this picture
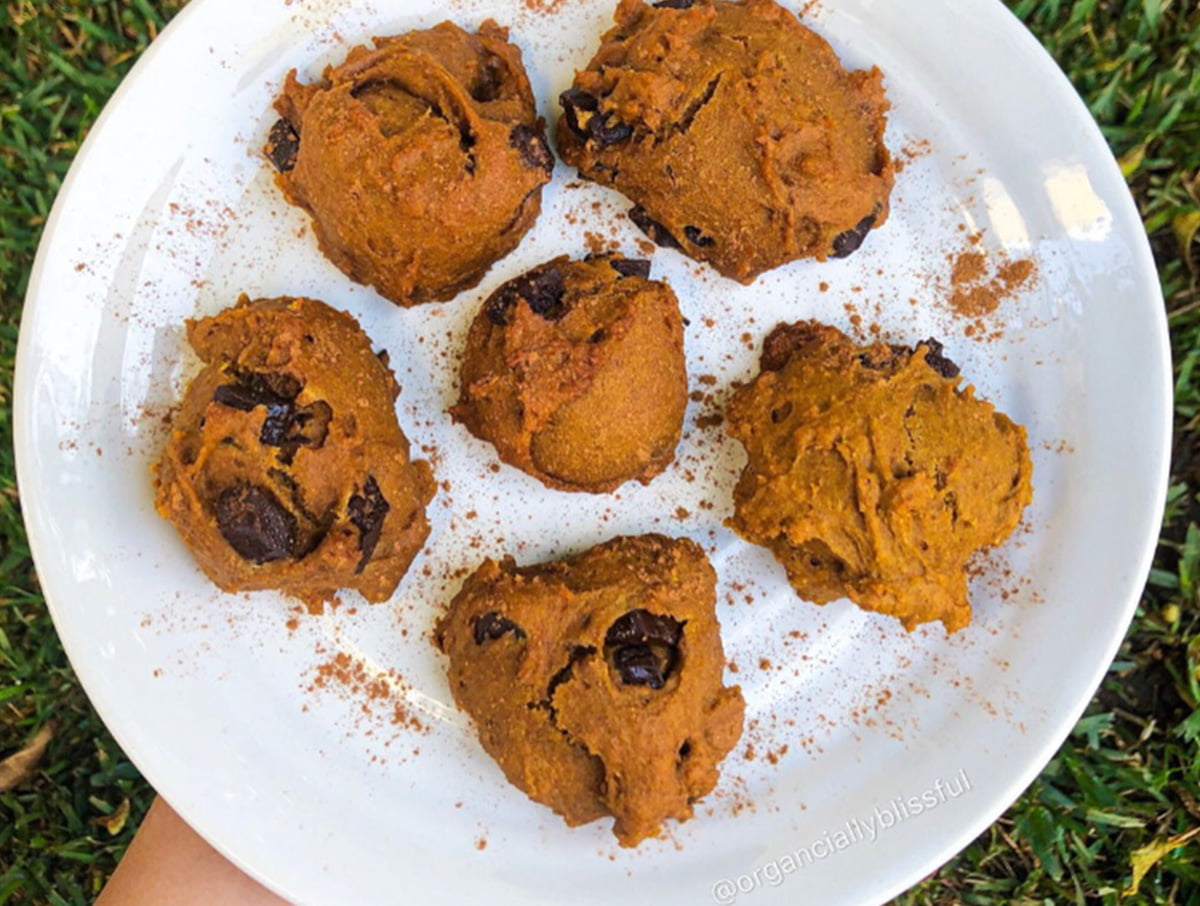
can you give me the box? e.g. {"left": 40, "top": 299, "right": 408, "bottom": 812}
{"left": 948, "top": 241, "right": 1037, "bottom": 320}
{"left": 306, "top": 650, "right": 427, "bottom": 734}
{"left": 521, "top": 0, "right": 567, "bottom": 13}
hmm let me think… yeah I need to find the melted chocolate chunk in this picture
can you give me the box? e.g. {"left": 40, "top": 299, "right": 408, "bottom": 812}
{"left": 560, "top": 87, "right": 632, "bottom": 147}
{"left": 831, "top": 212, "right": 878, "bottom": 259}
{"left": 604, "top": 609, "right": 683, "bottom": 689}
{"left": 629, "top": 206, "right": 682, "bottom": 251}
{"left": 654, "top": 0, "right": 696, "bottom": 7}
{"left": 485, "top": 266, "right": 568, "bottom": 326}
{"left": 760, "top": 322, "right": 826, "bottom": 372}
{"left": 484, "top": 297, "right": 514, "bottom": 327}
{"left": 215, "top": 371, "right": 330, "bottom": 455}
{"left": 918, "top": 338, "right": 960, "bottom": 379}
{"left": 215, "top": 484, "right": 298, "bottom": 564}
{"left": 510, "top": 123, "right": 555, "bottom": 174}
{"left": 610, "top": 257, "right": 652, "bottom": 280}
{"left": 347, "top": 476, "right": 390, "bottom": 573}
{"left": 259, "top": 403, "right": 300, "bottom": 447}
{"left": 213, "top": 372, "right": 301, "bottom": 412}
{"left": 858, "top": 346, "right": 905, "bottom": 372}
{"left": 683, "top": 225, "right": 715, "bottom": 247}
{"left": 284, "top": 400, "right": 333, "bottom": 448}
{"left": 519, "top": 268, "right": 567, "bottom": 319}
{"left": 858, "top": 339, "right": 958, "bottom": 380}
{"left": 559, "top": 87, "right": 599, "bottom": 139}
{"left": 473, "top": 611, "right": 526, "bottom": 645}
{"left": 606, "top": 609, "right": 682, "bottom": 647}
{"left": 265, "top": 118, "right": 300, "bottom": 173}
{"left": 588, "top": 112, "right": 633, "bottom": 148}
{"left": 213, "top": 382, "right": 271, "bottom": 413}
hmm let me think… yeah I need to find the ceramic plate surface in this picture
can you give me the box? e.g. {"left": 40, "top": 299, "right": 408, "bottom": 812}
{"left": 15, "top": 0, "right": 1171, "bottom": 904}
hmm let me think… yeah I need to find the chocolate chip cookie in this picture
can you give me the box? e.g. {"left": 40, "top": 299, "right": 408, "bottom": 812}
{"left": 154, "top": 296, "right": 436, "bottom": 609}
{"left": 556, "top": 0, "right": 894, "bottom": 283}
{"left": 452, "top": 254, "right": 687, "bottom": 493}
{"left": 726, "top": 321, "right": 1032, "bottom": 631}
{"left": 268, "top": 21, "right": 554, "bottom": 306}
{"left": 434, "top": 534, "right": 745, "bottom": 847}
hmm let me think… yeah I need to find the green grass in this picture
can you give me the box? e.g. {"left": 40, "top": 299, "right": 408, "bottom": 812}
{"left": 1, "top": 6, "right": 188, "bottom": 901}
{"left": 1, "top": 1, "right": 1198, "bottom": 904}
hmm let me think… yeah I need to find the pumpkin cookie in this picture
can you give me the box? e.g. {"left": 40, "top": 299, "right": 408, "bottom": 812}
{"left": 435, "top": 534, "right": 744, "bottom": 847}
{"left": 268, "top": 21, "right": 554, "bottom": 306}
{"left": 726, "top": 321, "right": 1032, "bottom": 631}
{"left": 154, "top": 296, "right": 436, "bottom": 609}
{"left": 453, "top": 254, "right": 687, "bottom": 493}
{"left": 556, "top": 0, "right": 893, "bottom": 283}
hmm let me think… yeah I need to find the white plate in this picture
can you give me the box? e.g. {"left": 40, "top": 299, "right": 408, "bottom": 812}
{"left": 15, "top": 1, "right": 1171, "bottom": 904}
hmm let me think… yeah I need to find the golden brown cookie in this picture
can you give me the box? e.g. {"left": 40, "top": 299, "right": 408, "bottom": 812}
{"left": 556, "top": 0, "right": 893, "bottom": 283}
{"left": 434, "top": 534, "right": 744, "bottom": 847}
{"left": 452, "top": 254, "right": 687, "bottom": 493}
{"left": 726, "top": 321, "right": 1032, "bottom": 632}
{"left": 154, "top": 296, "right": 436, "bottom": 609}
{"left": 267, "top": 21, "right": 554, "bottom": 306}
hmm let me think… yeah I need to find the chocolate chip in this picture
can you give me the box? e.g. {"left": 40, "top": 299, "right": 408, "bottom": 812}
{"left": 654, "top": 0, "right": 696, "bottom": 7}
{"left": 683, "top": 225, "right": 715, "bottom": 247}
{"left": 256, "top": 403, "right": 295, "bottom": 447}
{"left": 265, "top": 118, "right": 300, "bottom": 173}
{"left": 257, "top": 399, "right": 329, "bottom": 452}
{"left": 214, "top": 372, "right": 330, "bottom": 455}
{"left": 215, "top": 484, "right": 298, "bottom": 564}
{"left": 858, "top": 346, "right": 904, "bottom": 372}
{"left": 604, "top": 609, "right": 683, "bottom": 689}
{"left": 611, "top": 646, "right": 669, "bottom": 687}
{"left": 559, "top": 86, "right": 632, "bottom": 147}
{"left": 760, "top": 322, "right": 826, "bottom": 372}
{"left": 606, "top": 609, "right": 682, "bottom": 647}
{"left": 559, "top": 87, "right": 599, "bottom": 139}
{"left": 473, "top": 612, "right": 526, "bottom": 645}
{"left": 610, "top": 257, "right": 652, "bottom": 280}
{"left": 629, "top": 206, "right": 682, "bottom": 251}
{"left": 587, "top": 112, "right": 633, "bottom": 148}
{"left": 347, "top": 476, "right": 390, "bottom": 573}
{"left": 285, "top": 400, "right": 332, "bottom": 448}
{"left": 859, "top": 339, "right": 959, "bottom": 379}
{"left": 918, "top": 338, "right": 960, "bottom": 379}
{"left": 484, "top": 266, "right": 568, "bottom": 326}
{"left": 213, "top": 383, "right": 267, "bottom": 413}
{"left": 484, "top": 297, "right": 514, "bottom": 327}
{"left": 521, "top": 269, "right": 567, "bottom": 319}
{"left": 510, "top": 123, "right": 555, "bottom": 174}
{"left": 831, "top": 212, "right": 878, "bottom": 259}
{"left": 213, "top": 372, "right": 300, "bottom": 412}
